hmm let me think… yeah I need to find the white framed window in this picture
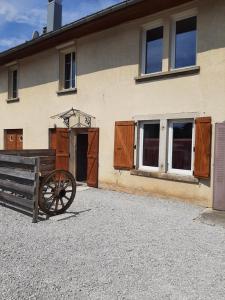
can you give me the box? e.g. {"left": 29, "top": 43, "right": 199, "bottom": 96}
{"left": 171, "top": 9, "right": 198, "bottom": 70}
{"left": 59, "top": 47, "right": 76, "bottom": 91}
{"left": 8, "top": 65, "right": 18, "bottom": 99}
{"left": 64, "top": 52, "right": 76, "bottom": 89}
{"left": 141, "top": 20, "right": 164, "bottom": 75}
{"left": 168, "top": 119, "right": 195, "bottom": 176}
{"left": 137, "top": 115, "right": 197, "bottom": 177}
{"left": 139, "top": 121, "right": 160, "bottom": 171}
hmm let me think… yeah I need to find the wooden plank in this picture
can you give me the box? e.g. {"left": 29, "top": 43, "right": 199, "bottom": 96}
{"left": 40, "top": 156, "right": 56, "bottom": 163}
{"left": 40, "top": 163, "right": 55, "bottom": 172}
{"left": 0, "top": 149, "right": 55, "bottom": 157}
{"left": 0, "top": 161, "right": 34, "bottom": 171}
{"left": 0, "top": 178, "right": 34, "bottom": 198}
{"left": 32, "top": 157, "right": 40, "bottom": 223}
{"left": 0, "top": 167, "right": 35, "bottom": 181}
{"left": 0, "top": 191, "right": 34, "bottom": 209}
{"left": 0, "top": 154, "right": 36, "bottom": 166}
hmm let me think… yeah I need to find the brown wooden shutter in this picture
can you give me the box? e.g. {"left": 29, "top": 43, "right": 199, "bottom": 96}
{"left": 114, "top": 121, "right": 135, "bottom": 170}
{"left": 87, "top": 128, "right": 99, "bottom": 188}
{"left": 194, "top": 117, "right": 212, "bottom": 178}
{"left": 50, "top": 128, "right": 69, "bottom": 171}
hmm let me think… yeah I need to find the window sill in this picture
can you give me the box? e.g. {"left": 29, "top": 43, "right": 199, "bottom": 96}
{"left": 135, "top": 66, "right": 200, "bottom": 83}
{"left": 6, "top": 97, "right": 20, "bottom": 103}
{"left": 57, "top": 88, "right": 77, "bottom": 96}
{"left": 130, "top": 169, "right": 199, "bottom": 184}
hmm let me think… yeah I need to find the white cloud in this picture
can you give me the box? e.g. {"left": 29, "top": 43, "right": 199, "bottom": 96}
{"left": 0, "top": 0, "right": 122, "bottom": 28}
{"left": 0, "top": 1, "right": 46, "bottom": 28}
{"left": 0, "top": 0, "right": 123, "bottom": 52}
{"left": 0, "top": 37, "right": 27, "bottom": 50}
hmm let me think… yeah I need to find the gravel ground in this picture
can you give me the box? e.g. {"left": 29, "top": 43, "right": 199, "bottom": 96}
{"left": 1, "top": 188, "right": 225, "bottom": 300}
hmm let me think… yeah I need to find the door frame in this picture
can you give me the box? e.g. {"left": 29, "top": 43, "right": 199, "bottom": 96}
{"left": 69, "top": 127, "right": 99, "bottom": 187}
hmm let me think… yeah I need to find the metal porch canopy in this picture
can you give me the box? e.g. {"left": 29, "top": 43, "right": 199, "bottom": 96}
{"left": 51, "top": 108, "right": 96, "bottom": 128}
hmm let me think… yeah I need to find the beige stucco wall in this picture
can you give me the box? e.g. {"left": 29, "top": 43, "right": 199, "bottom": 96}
{"left": 0, "top": 0, "right": 225, "bottom": 207}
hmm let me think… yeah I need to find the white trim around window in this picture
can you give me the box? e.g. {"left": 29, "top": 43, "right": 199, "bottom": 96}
{"left": 138, "top": 120, "right": 160, "bottom": 172}
{"left": 167, "top": 119, "right": 195, "bottom": 176}
{"left": 58, "top": 47, "right": 76, "bottom": 92}
{"left": 170, "top": 8, "right": 198, "bottom": 70}
{"left": 8, "top": 64, "right": 19, "bottom": 100}
{"left": 141, "top": 19, "right": 164, "bottom": 75}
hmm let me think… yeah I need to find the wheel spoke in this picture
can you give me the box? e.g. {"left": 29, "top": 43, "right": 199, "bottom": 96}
{"left": 60, "top": 198, "right": 65, "bottom": 208}
{"left": 64, "top": 195, "right": 71, "bottom": 202}
{"left": 44, "top": 191, "right": 54, "bottom": 195}
{"left": 48, "top": 197, "right": 56, "bottom": 210}
{"left": 65, "top": 190, "right": 73, "bottom": 193}
{"left": 55, "top": 198, "right": 59, "bottom": 211}
{"left": 63, "top": 181, "right": 71, "bottom": 189}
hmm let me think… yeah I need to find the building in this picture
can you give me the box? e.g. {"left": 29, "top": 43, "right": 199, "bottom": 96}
{"left": 0, "top": 0, "right": 225, "bottom": 208}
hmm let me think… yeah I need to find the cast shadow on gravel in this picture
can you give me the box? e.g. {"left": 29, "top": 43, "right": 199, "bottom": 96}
{"left": 49, "top": 209, "right": 92, "bottom": 222}
{"left": 0, "top": 202, "right": 91, "bottom": 223}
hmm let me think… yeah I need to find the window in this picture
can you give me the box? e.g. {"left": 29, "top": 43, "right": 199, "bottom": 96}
{"left": 145, "top": 27, "right": 164, "bottom": 73}
{"left": 139, "top": 122, "right": 160, "bottom": 171}
{"left": 173, "top": 16, "right": 197, "bottom": 69}
{"left": 137, "top": 117, "right": 195, "bottom": 176}
{"left": 8, "top": 66, "right": 18, "bottom": 99}
{"left": 59, "top": 49, "right": 76, "bottom": 92}
{"left": 64, "top": 52, "right": 76, "bottom": 89}
{"left": 143, "top": 26, "right": 164, "bottom": 74}
{"left": 168, "top": 120, "right": 194, "bottom": 175}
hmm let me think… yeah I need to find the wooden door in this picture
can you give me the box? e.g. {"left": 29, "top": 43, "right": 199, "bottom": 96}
{"left": 5, "top": 129, "right": 23, "bottom": 150}
{"left": 87, "top": 128, "right": 99, "bottom": 188}
{"left": 50, "top": 128, "right": 69, "bottom": 171}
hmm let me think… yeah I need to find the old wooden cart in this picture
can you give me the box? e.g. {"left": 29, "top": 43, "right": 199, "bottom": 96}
{"left": 0, "top": 150, "right": 76, "bottom": 223}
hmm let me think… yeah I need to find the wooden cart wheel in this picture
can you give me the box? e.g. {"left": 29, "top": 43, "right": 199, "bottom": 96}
{"left": 39, "top": 169, "right": 76, "bottom": 216}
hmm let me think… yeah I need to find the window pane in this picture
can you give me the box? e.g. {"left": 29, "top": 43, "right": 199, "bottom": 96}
{"left": 175, "top": 16, "right": 197, "bottom": 68}
{"left": 172, "top": 122, "right": 193, "bottom": 170}
{"left": 12, "top": 70, "right": 17, "bottom": 98}
{"left": 72, "top": 52, "right": 76, "bottom": 88}
{"left": 64, "top": 53, "right": 71, "bottom": 89}
{"left": 143, "top": 123, "right": 160, "bottom": 167}
{"left": 145, "top": 27, "right": 163, "bottom": 74}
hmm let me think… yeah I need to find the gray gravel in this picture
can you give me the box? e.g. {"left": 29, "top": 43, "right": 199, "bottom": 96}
{"left": 1, "top": 188, "right": 225, "bottom": 300}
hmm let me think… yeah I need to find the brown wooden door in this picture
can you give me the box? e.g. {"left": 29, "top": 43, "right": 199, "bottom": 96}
{"left": 5, "top": 129, "right": 23, "bottom": 150}
{"left": 50, "top": 128, "right": 69, "bottom": 171}
{"left": 87, "top": 128, "right": 99, "bottom": 188}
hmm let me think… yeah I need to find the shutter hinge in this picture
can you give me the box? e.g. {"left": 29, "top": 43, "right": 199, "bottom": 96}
{"left": 193, "top": 147, "right": 195, "bottom": 152}
{"left": 134, "top": 122, "right": 138, "bottom": 126}
{"left": 134, "top": 145, "right": 137, "bottom": 150}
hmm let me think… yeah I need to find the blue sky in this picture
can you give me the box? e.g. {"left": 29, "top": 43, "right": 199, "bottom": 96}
{"left": 0, "top": 0, "right": 122, "bottom": 52}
